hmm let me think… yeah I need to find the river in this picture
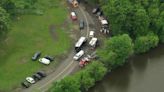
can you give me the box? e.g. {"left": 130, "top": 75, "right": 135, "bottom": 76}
{"left": 89, "top": 44, "right": 164, "bottom": 92}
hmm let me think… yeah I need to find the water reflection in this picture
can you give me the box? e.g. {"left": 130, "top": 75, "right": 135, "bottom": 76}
{"left": 89, "top": 45, "right": 164, "bottom": 92}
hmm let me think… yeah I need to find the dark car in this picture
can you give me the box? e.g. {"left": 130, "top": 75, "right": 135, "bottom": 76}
{"left": 32, "top": 74, "right": 42, "bottom": 81}
{"left": 44, "top": 55, "right": 54, "bottom": 62}
{"left": 37, "top": 71, "right": 46, "bottom": 77}
{"left": 79, "top": 19, "right": 84, "bottom": 30}
{"left": 32, "top": 52, "right": 41, "bottom": 61}
{"left": 21, "top": 81, "right": 31, "bottom": 88}
{"left": 92, "top": 7, "right": 100, "bottom": 14}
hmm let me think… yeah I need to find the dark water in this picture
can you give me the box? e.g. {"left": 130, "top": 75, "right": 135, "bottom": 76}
{"left": 89, "top": 45, "right": 164, "bottom": 92}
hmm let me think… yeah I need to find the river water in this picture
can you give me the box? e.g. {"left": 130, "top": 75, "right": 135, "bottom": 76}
{"left": 89, "top": 44, "right": 164, "bottom": 92}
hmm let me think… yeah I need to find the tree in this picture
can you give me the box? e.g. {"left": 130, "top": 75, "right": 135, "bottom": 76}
{"left": 49, "top": 76, "right": 80, "bottom": 92}
{"left": 102, "top": 0, "right": 150, "bottom": 38}
{"left": 104, "top": 34, "right": 133, "bottom": 66}
{"left": 134, "top": 34, "right": 159, "bottom": 53}
{"left": 157, "top": 11, "right": 164, "bottom": 43}
{"left": 97, "top": 50, "right": 117, "bottom": 69}
{"left": 75, "top": 70, "right": 95, "bottom": 92}
{"left": 130, "top": 6, "right": 150, "bottom": 37}
{"left": 0, "top": 7, "right": 9, "bottom": 36}
{"left": 85, "top": 61, "right": 107, "bottom": 81}
{"left": 0, "top": 0, "right": 39, "bottom": 16}
{"left": 102, "top": 0, "right": 132, "bottom": 36}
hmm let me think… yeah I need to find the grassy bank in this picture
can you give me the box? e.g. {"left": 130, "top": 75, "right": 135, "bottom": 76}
{"left": 0, "top": 0, "right": 71, "bottom": 91}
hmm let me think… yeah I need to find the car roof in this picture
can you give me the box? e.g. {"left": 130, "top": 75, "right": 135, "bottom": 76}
{"left": 101, "top": 20, "right": 108, "bottom": 25}
{"left": 71, "top": 12, "right": 76, "bottom": 16}
{"left": 89, "top": 37, "right": 98, "bottom": 46}
{"left": 76, "top": 50, "right": 84, "bottom": 56}
{"left": 75, "top": 37, "right": 86, "bottom": 47}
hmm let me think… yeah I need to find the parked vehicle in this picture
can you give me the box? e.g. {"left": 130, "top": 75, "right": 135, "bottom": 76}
{"left": 21, "top": 81, "right": 31, "bottom": 88}
{"left": 39, "top": 58, "right": 50, "bottom": 65}
{"left": 89, "top": 37, "right": 98, "bottom": 49}
{"left": 75, "top": 37, "right": 87, "bottom": 52}
{"left": 79, "top": 57, "right": 90, "bottom": 67}
{"left": 100, "top": 27, "right": 109, "bottom": 34}
{"left": 79, "top": 19, "right": 84, "bottom": 30}
{"left": 32, "top": 52, "right": 41, "bottom": 61}
{"left": 96, "top": 11, "right": 103, "bottom": 17}
{"left": 44, "top": 55, "right": 54, "bottom": 61}
{"left": 32, "top": 74, "right": 42, "bottom": 81}
{"left": 70, "top": 11, "right": 77, "bottom": 20}
{"left": 98, "top": 16, "right": 105, "bottom": 21}
{"left": 100, "top": 19, "right": 108, "bottom": 26}
{"left": 37, "top": 71, "right": 46, "bottom": 77}
{"left": 89, "top": 31, "right": 95, "bottom": 38}
{"left": 67, "top": 0, "right": 78, "bottom": 7}
{"left": 92, "top": 7, "right": 100, "bottom": 14}
{"left": 73, "top": 50, "right": 84, "bottom": 60}
{"left": 26, "top": 77, "right": 35, "bottom": 84}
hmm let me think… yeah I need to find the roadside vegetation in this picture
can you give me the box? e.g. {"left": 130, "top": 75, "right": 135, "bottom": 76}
{"left": 49, "top": 0, "right": 164, "bottom": 92}
{"left": 0, "top": 0, "right": 71, "bottom": 91}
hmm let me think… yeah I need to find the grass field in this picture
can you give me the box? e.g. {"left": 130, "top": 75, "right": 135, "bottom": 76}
{"left": 0, "top": 1, "right": 71, "bottom": 91}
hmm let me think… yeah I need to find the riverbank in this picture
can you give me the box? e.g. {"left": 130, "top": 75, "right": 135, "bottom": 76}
{"left": 89, "top": 44, "right": 164, "bottom": 92}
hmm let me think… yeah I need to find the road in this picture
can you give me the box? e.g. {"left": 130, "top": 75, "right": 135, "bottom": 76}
{"left": 21, "top": 4, "right": 96, "bottom": 92}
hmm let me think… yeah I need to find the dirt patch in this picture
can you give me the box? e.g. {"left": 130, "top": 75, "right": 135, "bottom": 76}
{"left": 49, "top": 24, "right": 58, "bottom": 40}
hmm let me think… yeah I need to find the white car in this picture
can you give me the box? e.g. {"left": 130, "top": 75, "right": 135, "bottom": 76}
{"left": 39, "top": 58, "right": 50, "bottom": 65}
{"left": 26, "top": 77, "right": 35, "bottom": 84}
{"left": 89, "top": 31, "right": 95, "bottom": 38}
{"left": 73, "top": 50, "right": 84, "bottom": 60}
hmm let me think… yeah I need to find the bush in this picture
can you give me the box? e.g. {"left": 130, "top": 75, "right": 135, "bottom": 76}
{"left": 98, "top": 34, "right": 133, "bottom": 68}
{"left": 134, "top": 34, "right": 159, "bottom": 54}
{"left": 49, "top": 62, "right": 107, "bottom": 92}
{"left": 49, "top": 76, "right": 80, "bottom": 92}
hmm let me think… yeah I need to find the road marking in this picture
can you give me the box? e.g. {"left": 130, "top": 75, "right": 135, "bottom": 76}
{"left": 38, "top": 60, "right": 74, "bottom": 90}
{"left": 79, "top": 6, "right": 90, "bottom": 38}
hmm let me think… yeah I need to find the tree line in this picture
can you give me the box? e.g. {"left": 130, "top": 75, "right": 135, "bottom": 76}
{"left": 49, "top": 0, "right": 163, "bottom": 92}
{"left": 0, "top": 0, "right": 39, "bottom": 36}
{"left": 0, "top": 0, "right": 53, "bottom": 37}
{"left": 101, "top": 0, "right": 163, "bottom": 53}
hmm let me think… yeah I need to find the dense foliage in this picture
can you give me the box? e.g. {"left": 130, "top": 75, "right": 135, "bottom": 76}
{"left": 98, "top": 34, "right": 133, "bottom": 67}
{"left": 102, "top": 0, "right": 163, "bottom": 40}
{"left": 134, "top": 34, "right": 159, "bottom": 53}
{"left": 0, "top": 7, "right": 9, "bottom": 36}
{"left": 0, "top": 0, "right": 51, "bottom": 37}
{"left": 49, "top": 62, "right": 107, "bottom": 92}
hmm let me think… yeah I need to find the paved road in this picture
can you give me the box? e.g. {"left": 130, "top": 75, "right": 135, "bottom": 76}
{"left": 21, "top": 4, "right": 95, "bottom": 92}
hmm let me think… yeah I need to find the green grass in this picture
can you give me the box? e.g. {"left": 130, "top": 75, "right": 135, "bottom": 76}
{"left": 0, "top": 1, "right": 71, "bottom": 91}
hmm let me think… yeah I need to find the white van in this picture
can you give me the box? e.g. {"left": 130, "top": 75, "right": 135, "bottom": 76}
{"left": 89, "top": 37, "right": 98, "bottom": 49}
{"left": 39, "top": 58, "right": 50, "bottom": 65}
{"left": 73, "top": 50, "right": 84, "bottom": 60}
